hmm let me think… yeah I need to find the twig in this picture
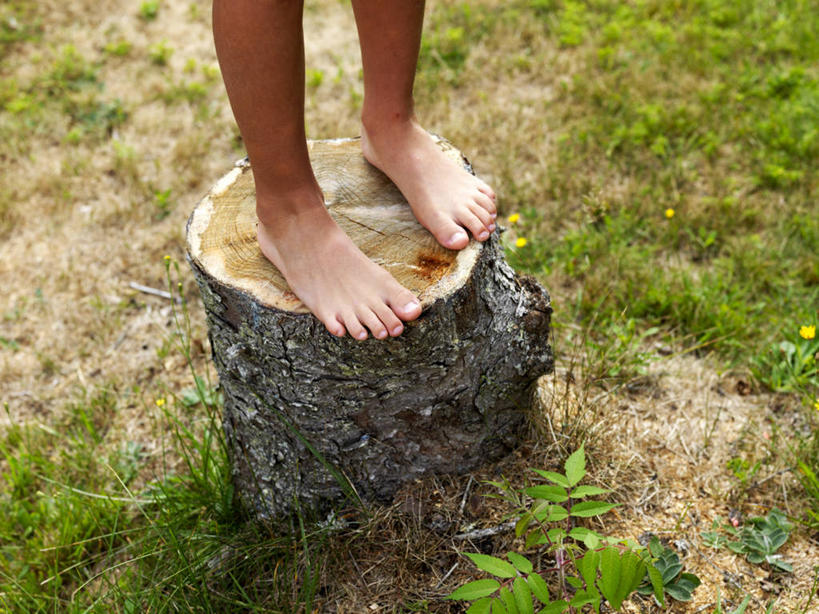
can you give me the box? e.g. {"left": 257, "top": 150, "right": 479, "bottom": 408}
{"left": 436, "top": 561, "right": 459, "bottom": 589}
{"left": 749, "top": 466, "right": 793, "bottom": 490}
{"left": 128, "top": 281, "right": 180, "bottom": 303}
{"left": 453, "top": 521, "right": 515, "bottom": 541}
{"left": 459, "top": 475, "right": 475, "bottom": 517}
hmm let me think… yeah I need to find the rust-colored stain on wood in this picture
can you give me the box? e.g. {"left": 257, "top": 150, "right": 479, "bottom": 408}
{"left": 415, "top": 251, "right": 454, "bottom": 282}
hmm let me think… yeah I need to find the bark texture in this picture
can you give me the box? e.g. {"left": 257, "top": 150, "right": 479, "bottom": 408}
{"left": 187, "top": 138, "right": 553, "bottom": 521}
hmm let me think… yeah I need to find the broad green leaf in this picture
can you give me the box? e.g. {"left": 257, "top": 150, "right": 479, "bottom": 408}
{"left": 570, "top": 589, "right": 599, "bottom": 610}
{"left": 564, "top": 445, "right": 586, "bottom": 487}
{"left": 513, "top": 577, "right": 534, "bottom": 614}
{"left": 491, "top": 599, "right": 508, "bottom": 614}
{"left": 525, "top": 531, "right": 545, "bottom": 549}
{"left": 539, "top": 600, "right": 569, "bottom": 613}
{"left": 569, "top": 527, "right": 601, "bottom": 549}
{"left": 666, "top": 573, "right": 701, "bottom": 601}
{"left": 531, "top": 469, "right": 570, "bottom": 487}
{"left": 597, "top": 548, "right": 623, "bottom": 610}
{"left": 526, "top": 573, "right": 549, "bottom": 603}
{"left": 448, "top": 579, "right": 501, "bottom": 601}
{"left": 576, "top": 549, "right": 599, "bottom": 587}
{"left": 646, "top": 562, "right": 665, "bottom": 607}
{"left": 570, "top": 501, "right": 618, "bottom": 517}
{"left": 467, "top": 598, "right": 492, "bottom": 614}
{"left": 507, "top": 552, "right": 533, "bottom": 574}
{"left": 616, "top": 551, "right": 646, "bottom": 605}
{"left": 464, "top": 553, "right": 517, "bottom": 579}
{"left": 499, "top": 587, "right": 518, "bottom": 614}
{"left": 525, "top": 485, "right": 569, "bottom": 502}
{"left": 570, "top": 485, "right": 611, "bottom": 498}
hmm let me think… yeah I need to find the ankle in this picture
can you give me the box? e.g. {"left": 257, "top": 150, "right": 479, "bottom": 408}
{"left": 361, "top": 107, "right": 417, "bottom": 136}
{"left": 255, "top": 183, "right": 326, "bottom": 228}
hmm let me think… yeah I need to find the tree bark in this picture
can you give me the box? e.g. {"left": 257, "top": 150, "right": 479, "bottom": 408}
{"left": 186, "top": 137, "right": 553, "bottom": 521}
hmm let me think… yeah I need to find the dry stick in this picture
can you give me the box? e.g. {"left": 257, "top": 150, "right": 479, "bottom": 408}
{"left": 459, "top": 475, "right": 475, "bottom": 517}
{"left": 436, "top": 561, "right": 459, "bottom": 589}
{"left": 452, "top": 521, "right": 516, "bottom": 541}
{"left": 128, "top": 281, "right": 181, "bottom": 303}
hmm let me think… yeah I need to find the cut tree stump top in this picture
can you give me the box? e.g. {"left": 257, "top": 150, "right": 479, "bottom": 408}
{"left": 186, "top": 137, "right": 483, "bottom": 313}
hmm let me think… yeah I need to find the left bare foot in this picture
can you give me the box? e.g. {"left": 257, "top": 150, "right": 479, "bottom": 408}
{"left": 361, "top": 117, "right": 497, "bottom": 250}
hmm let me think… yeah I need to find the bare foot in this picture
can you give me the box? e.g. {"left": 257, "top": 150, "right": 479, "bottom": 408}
{"left": 256, "top": 189, "right": 422, "bottom": 340}
{"left": 360, "top": 117, "right": 497, "bottom": 250}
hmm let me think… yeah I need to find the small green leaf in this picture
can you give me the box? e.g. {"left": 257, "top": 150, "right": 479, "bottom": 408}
{"left": 570, "top": 485, "right": 611, "bottom": 498}
{"left": 531, "top": 469, "right": 570, "bottom": 487}
{"left": 646, "top": 561, "right": 665, "bottom": 607}
{"left": 569, "top": 501, "right": 617, "bottom": 517}
{"left": 533, "top": 503, "right": 568, "bottom": 523}
{"left": 526, "top": 573, "right": 550, "bottom": 603}
{"left": 464, "top": 553, "right": 517, "bottom": 579}
{"left": 569, "top": 527, "right": 601, "bottom": 549}
{"left": 539, "top": 600, "right": 569, "bottom": 613}
{"left": 507, "top": 552, "right": 533, "bottom": 574}
{"left": 566, "top": 576, "right": 583, "bottom": 589}
{"left": 499, "top": 587, "right": 518, "bottom": 614}
{"left": 513, "top": 576, "right": 534, "bottom": 614}
{"left": 466, "top": 598, "right": 492, "bottom": 614}
{"left": 448, "top": 579, "right": 502, "bottom": 601}
{"left": 525, "top": 485, "right": 569, "bottom": 502}
{"left": 515, "top": 512, "right": 532, "bottom": 538}
{"left": 564, "top": 445, "right": 586, "bottom": 487}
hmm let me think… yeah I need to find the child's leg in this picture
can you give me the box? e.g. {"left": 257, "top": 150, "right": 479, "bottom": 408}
{"left": 213, "top": 0, "right": 421, "bottom": 340}
{"left": 351, "top": 0, "right": 498, "bottom": 251}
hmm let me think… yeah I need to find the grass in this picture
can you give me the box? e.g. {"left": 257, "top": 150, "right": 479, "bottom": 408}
{"left": 1, "top": 0, "right": 818, "bottom": 611}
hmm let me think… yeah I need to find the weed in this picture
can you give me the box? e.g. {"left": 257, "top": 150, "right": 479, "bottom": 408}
{"left": 449, "top": 446, "right": 700, "bottom": 612}
{"left": 701, "top": 509, "right": 794, "bottom": 573}
{"left": 139, "top": 0, "right": 160, "bottom": 21}
{"left": 148, "top": 39, "right": 173, "bottom": 66}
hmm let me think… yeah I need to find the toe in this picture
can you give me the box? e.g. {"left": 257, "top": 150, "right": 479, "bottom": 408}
{"left": 475, "top": 191, "right": 497, "bottom": 216}
{"left": 357, "top": 306, "right": 388, "bottom": 340}
{"left": 341, "top": 311, "right": 368, "bottom": 340}
{"left": 425, "top": 210, "right": 469, "bottom": 250}
{"left": 372, "top": 301, "right": 404, "bottom": 336}
{"left": 477, "top": 180, "right": 496, "bottom": 202}
{"left": 387, "top": 288, "right": 421, "bottom": 322}
{"left": 458, "top": 210, "right": 491, "bottom": 242}
{"left": 469, "top": 202, "right": 495, "bottom": 233}
{"left": 319, "top": 310, "right": 346, "bottom": 337}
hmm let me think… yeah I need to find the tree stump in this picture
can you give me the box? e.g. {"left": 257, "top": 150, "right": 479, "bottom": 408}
{"left": 186, "top": 137, "right": 553, "bottom": 521}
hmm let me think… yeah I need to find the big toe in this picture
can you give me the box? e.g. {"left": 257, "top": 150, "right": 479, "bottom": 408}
{"left": 425, "top": 212, "right": 469, "bottom": 250}
{"left": 389, "top": 289, "right": 422, "bottom": 321}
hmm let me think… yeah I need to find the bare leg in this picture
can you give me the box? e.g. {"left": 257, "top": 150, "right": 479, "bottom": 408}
{"left": 213, "top": 0, "right": 421, "bottom": 340}
{"left": 351, "top": 0, "right": 497, "bottom": 251}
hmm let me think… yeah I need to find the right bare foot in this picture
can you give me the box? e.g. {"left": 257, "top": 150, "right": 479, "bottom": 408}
{"left": 256, "top": 189, "right": 422, "bottom": 340}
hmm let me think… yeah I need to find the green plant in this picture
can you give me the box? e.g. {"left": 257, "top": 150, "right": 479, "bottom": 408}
{"left": 753, "top": 323, "right": 819, "bottom": 393}
{"left": 702, "top": 509, "right": 794, "bottom": 573}
{"left": 148, "top": 39, "right": 173, "bottom": 66}
{"left": 448, "top": 446, "right": 700, "bottom": 612}
{"left": 139, "top": 0, "right": 160, "bottom": 20}
{"left": 637, "top": 537, "right": 701, "bottom": 603}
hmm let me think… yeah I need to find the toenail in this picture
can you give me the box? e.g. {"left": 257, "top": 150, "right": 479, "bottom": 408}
{"left": 403, "top": 300, "right": 420, "bottom": 312}
{"left": 357, "top": 331, "right": 367, "bottom": 340}
{"left": 491, "top": 212, "right": 497, "bottom": 219}
{"left": 488, "top": 223, "right": 496, "bottom": 231}
{"left": 449, "top": 231, "right": 467, "bottom": 245}
{"left": 392, "top": 325, "right": 403, "bottom": 335}
{"left": 478, "top": 231, "right": 489, "bottom": 240}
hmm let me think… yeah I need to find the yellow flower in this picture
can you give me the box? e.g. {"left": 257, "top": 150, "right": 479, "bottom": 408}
{"left": 515, "top": 237, "right": 528, "bottom": 248}
{"left": 164, "top": 255, "right": 170, "bottom": 262}
{"left": 814, "top": 399, "right": 819, "bottom": 412}
{"left": 508, "top": 213, "right": 520, "bottom": 224}
{"left": 665, "top": 208, "right": 675, "bottom": 219}
{"left": 155, "top": 398, "right": 166, "bottom": 407}
{"left": 800, "top": 325, "right": 816, "bottom": 340}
